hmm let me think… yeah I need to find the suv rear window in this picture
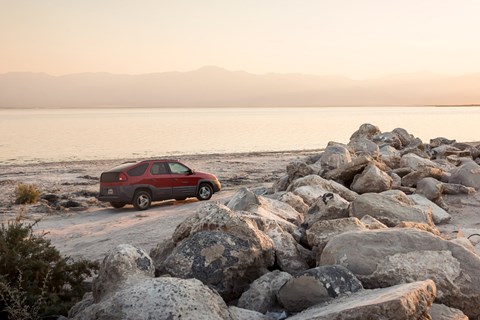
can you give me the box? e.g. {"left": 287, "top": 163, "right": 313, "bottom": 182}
{"left": 127, "top": 163, "right": 149, "bottom": 176}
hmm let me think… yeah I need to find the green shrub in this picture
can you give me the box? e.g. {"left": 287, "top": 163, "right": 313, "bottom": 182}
{"left": 14, "top": 183, "right": 41, "bottom": 205}
{"left": 0, "top": 221, "right": 99, "bottom": 319}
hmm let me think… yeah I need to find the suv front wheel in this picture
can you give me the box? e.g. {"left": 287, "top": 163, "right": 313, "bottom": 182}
{"left": 133, "top": 190, "right": 152, "bottom": 210}
{"left": 197, "top": 183, "right": 213, "bottom": 201}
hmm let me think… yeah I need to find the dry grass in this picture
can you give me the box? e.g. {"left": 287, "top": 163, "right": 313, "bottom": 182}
{"left": 14, "top": 183, "right": 41, "bottom": 205}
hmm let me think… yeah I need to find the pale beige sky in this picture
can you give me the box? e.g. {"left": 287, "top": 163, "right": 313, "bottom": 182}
{"left": 1, "top": 0, "right": 479, "bottom": 79}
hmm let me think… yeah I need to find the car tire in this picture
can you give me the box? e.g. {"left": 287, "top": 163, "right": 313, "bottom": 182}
{"left": 110, "top": 202, "right": 126, "bottom": 208}
{"left": 133, "top": 190, "right": 152, "bottom": 210}
{"left": 197, "top": 183, "right": 213, "bottom": 201}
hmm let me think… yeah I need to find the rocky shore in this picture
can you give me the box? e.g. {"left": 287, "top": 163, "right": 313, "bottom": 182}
{"left": 50, "top": 123, "right": 480, "bottom": 320}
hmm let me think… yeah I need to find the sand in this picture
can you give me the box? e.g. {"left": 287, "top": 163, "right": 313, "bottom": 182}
{"left": 1, "top": 149, "right": 480, "bottom": 262}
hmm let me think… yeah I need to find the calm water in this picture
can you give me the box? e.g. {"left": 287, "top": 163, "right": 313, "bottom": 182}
{"left": 1, "top": 106, "right": 479, "bottom": 165}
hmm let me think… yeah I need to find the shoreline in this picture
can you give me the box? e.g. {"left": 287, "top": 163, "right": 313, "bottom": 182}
{"left": 0, "top": 148, "right": 326, "bottom": 168}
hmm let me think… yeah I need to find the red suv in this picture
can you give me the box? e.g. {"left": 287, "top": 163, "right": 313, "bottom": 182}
{"left": 98, "top": 159, "right": 221, "bottom": 210}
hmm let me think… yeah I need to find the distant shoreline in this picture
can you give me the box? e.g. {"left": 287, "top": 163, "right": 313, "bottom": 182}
{"left": 1, "top": 105, "right": 480, "bottom": 110}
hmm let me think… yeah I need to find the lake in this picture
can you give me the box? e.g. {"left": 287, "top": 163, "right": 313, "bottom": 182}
{"left": 1, "top": 106, "right": 479, "bottom": 165}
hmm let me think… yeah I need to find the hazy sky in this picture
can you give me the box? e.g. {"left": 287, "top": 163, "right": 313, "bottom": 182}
{"left": 1, "top": 0, "right": 479, "bottom": 79}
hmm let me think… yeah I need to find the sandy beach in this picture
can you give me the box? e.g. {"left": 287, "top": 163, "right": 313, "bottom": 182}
{"left": 1, "top": 147, "right": 480, "bottom": 262}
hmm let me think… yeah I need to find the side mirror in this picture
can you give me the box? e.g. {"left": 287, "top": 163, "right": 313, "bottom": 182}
{"left": 187, "top": 169, "right": 195, "bottom": 175}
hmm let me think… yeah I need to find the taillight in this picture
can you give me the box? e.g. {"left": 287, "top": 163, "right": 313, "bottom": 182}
{"left": 118, "top": 173, "right": 128, "bottom": 182}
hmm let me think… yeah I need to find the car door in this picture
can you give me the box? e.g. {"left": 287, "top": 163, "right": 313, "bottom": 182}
{"left": 148, "top": 162, "right": 173, "bottom": 200}
{"left": 168, "top": 162, "right": 198, "bottom": 198}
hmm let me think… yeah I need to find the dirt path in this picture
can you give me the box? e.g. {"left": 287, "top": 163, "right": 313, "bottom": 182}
{"left": 36, "top": 190, "right": 236, "bottom": 261}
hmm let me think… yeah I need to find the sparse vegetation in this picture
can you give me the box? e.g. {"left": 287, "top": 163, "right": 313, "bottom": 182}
{"left": 0, "top": 221, "right": 99, "bottom": 319}
{"left": 14, "top": 183, "right": 41, "bottom": 205}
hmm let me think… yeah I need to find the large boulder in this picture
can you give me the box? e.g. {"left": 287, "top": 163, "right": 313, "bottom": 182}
{"left": 401, "top": 167, "right": 444, "bottom": 188}
{"left": 278, "top": 192, "right": 309, "bottom": 214}
{"left": 92, "top": 244, "right": 154, "bottom": 302}
{"left": 428, "top": 303, "right": 468, "bottom": 320}
{"left": 292, "top": 185, "right": 330, "bottom": 206}
{"left": 350, "top": 123, "right": 381, "bottom": 140}
{"left": 408, "top": 194, "right": 451, "bottom": 225}
{"left": 348, "top": 137, "right": 380, "bottom": 159}
{"left": 350, "top": 164, "right": 392, "bottom": 193}
{"left": 373, "top": 131, "right": 402, "bottom": 149}
{"left": 156, "top": 202, "right": 275, "bottom": 300}
{"left": 449, "top": 160, "right": 480, "bottom": 189}
{"left": 260, "top": 219, "right": 309, "bottom": 273}
{"left": 237, "top": 270, "right": 292, "bottom": 314}
{"left": 72, "top": 277, "right": 231, "bottom": 320}
{"left": 228, "top": 306, "right": 267, "bottom": 320}
{"left": 287, "top": 174, "right": 358, "bottom": 202}
{"left": 324, "top": 155, "right": 387, "bottom": 186}
{"left": 277, "top": 265, "right": 363, "bottom": 313}
{"left": 392, "top": 127, "right": 414, "bottom": 147}
{"left": 350, "top": 193, "right": 433, "bottom": 227}
{"left": 306, "top": 218, "right": 366, "bottom": 258}
{"left": 287, "top": 160, "right": 317, "bottom": 182}
{"left": 318, "top": 144, "right": 352, "bottom": 171}
{"left": 319, "top": 228, "right": 480, "bottom": 318}
{"left": 286, "top": 280, "right": 436, "bottom": 320}
{"left": 305, "top": 192, "right": 350, "bottom": 227}
{"left": 163, "top": 231, "right": 271, "bottom": 301}
{"left": 227, "top": 188, "right": 303, "bottom": 225}
{"left": 400, "top": 153, "right": 441, "bottom": 171}
{"left": 379, "top": 145, "right": 401, "bottom": 169}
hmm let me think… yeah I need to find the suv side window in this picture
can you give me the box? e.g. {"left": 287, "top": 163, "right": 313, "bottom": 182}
{"left": 150, "top": 162, "right": 168, "bottom": 175}
{"left": 168, "top": 162, "right": 190, "bottom": 174}
{"left": 127, "top": 163, "right": 149, "bottom": 176}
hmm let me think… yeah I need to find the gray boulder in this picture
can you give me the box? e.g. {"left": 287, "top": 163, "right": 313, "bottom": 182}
{"left": 306, "top": 218, "right": 366, "bottom": 258}
{"left": 260, "top": 219, "right": 309, "bottom": 273}
{"left": 349, "top": 123, "right": 381, "bottom": 140}
{"left": 287, "top": 174, "right": 358, "bottom": 202}
{"left": 449, "top": 160, "right": 480, "bottom": 189}
{"left": 228, "top": 306, "right": 267, "bottom": 320}
{"left": 163, "top": 231, "right": 271, "bottom": 300}
{"left": 73, "top": 277, "right": 231, "bottom": 320}
{"left": 226, "top": 187, "right": 261, "bottom": 212}
{"left": 350, "top": 193, "right": 433, "bottom": 227}
{"left": 292, "top": 185, "right": 330, "bottom": 206}
{"left": 278, "top": 192, "right": 309, "bottom": 214}
{"left": 373, "top": 131, "right": 402, "bottom": 149}
{"left": 237, "top": 270, "right": 292, "bottom": 314}
{"left": 319, "top": 228, "right": 480, "bottom": 319}
{"left": 277, "top": 265, "right": 363, "bottom": 313}
{"left": 272, "top": 175, "right": 290, "bottom": 193}
{"left": 287, "top": 160, "right": 317, "bottom": 182}
{"left": 392, "top": 127, "right": 414, "bottom": 146}
{"left": 348, "top": 137, "right": 380, "bottom": 159}
{"left": 400, "top": 153, "right": 441, "bottom": 171}
{"left": 324, "top": 155, "right": 385, "bottom": 186}
{"left": 350, "top": 164, "right": 392, "bottom": 193}
{"left": 380, "top": 145, "right": 401, "bottom": 169}
{"left": 428, "top": 303, "right": 468, "bottom": 320}
{"left": 318, "top": 144, "right": 352, "bottom": 171}
{"left": 360, "top": 215, "right": 388, "bottom": 230}
{"left": 305, "top": 192, "right": 350, "bottom": 227}
{"left": 286, "top": 280, "right": 436, "bottom": 320}
{"left": 430, "top": 137, "right": 456, "bottom": 148}
{"left": 92, "top": 244, "right": 154, "bottom": 302}
{"left": 227, "top": 188, "right": 303, "bottom": 225}
{"left": 409, "top": 194, "right": 451, "bottom": 225}
{"left": 401, "top": 166, "right": 444, "bottom": 187}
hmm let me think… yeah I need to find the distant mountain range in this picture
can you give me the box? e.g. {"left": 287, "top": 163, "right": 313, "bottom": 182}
{"left": 1, "top": 66, "right": 479, "bottom": 107}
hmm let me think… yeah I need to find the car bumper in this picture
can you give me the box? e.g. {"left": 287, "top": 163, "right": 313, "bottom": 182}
{"left": 213, "top": 180, "right": 221, "bottom": 192}
{"left": 98, "top": 186, "right": 134, "bottom": 203}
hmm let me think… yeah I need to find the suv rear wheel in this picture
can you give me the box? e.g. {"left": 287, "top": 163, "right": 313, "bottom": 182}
{"left": 133, "top": 190, "right": 152, "bottom": 210}
{"left": 197, "top": 183, "right": 213, "bottom": 201}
